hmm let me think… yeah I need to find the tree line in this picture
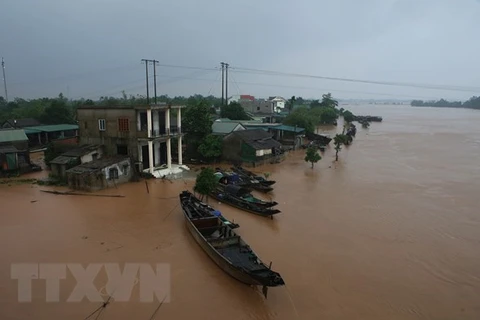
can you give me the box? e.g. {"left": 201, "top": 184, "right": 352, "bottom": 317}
{"left": 411, "top": 96, "right": 480, "bottom": 109}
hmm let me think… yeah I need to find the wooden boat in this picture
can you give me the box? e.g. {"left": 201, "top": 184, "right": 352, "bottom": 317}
{"left": 231, "top": 166, "right": 276, "bottom": 186}
{"left": 215, "top": 169, "right": 274, "bottom": 193}
{"left": 209, "top": 184, "right": 281, "bottom": 218}
{"left": 183, "top": 191, "right": 239, "bottom": 229}
{"left": 180, "top": 191, "right": 285, "bottom": 298}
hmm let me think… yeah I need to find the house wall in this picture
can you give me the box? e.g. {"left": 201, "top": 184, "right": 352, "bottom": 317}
{"left": 222, "top": 134, "right": 243, "bottom": 162}
{"left": 67, "top": 158, "right": 132, "bottom": 192}
{"left": 79, "top": 148, "right": 104, "bottom": 163}
{"left": 255, "top": 149, "right": 272, "bottom": 157}
{"left": 77, "top": 108, "right": 138, "bottom": 160}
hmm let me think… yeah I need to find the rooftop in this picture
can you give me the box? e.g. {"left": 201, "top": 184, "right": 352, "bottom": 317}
{"left": 0, "top": 129, "right": 28, "bottom": 143}
{"left": 24, "top": 124, "right": 79, "bottom": 134}
{"left": 270, "top": 124, "right": 305, "bottom": 133}
{"left": 212, "top": 122, "right": 245, "bottom": 135}
{"left": 229, "top": 129, "right": 281, "bottom": 150}
{"left": 66, "top": 156, "right": 130, "bottom": 174}
{"left": 2, "top": 118, "right": 41, "bottom": 128}
{"left": 50, "top": 155, "right": 78, "bottom": 165}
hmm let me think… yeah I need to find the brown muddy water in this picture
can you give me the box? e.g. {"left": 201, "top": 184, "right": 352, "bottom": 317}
{"left": 1, "top": 104, "right": 480, "bottom": 319}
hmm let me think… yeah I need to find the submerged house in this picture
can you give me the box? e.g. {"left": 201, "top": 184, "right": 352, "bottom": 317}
{"left": 24, "top": 124, "right": 79, "bottom": 147}
{"left": 0, "top": 129, "right": 32, "bottom": 174}
{"left": 222, "top": 129, "right": 282, "bottom": 165}
{"left": 1, "top": 118, "right": 41, "bottom": 129}
{"left": 50, "top": 144, "right": 104, "bottom": 179}
{"left": 65, "top": 156, "right": 132, "bottom": 192}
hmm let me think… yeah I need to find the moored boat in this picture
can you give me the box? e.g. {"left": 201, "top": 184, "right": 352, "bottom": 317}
{"left": 231, "top": 166, "right": 276, "bottom": 186}
{"left": 184, "top": 190, "right": 239, "bottom": 229}
{"left": 179, "top": 191, "right": 285, "bottom": 297}
{"left": 209, "top": 184, "right": 281, "bottom": 218}
{"left": 215, "top": 169, "right": 273, "bottom": 193}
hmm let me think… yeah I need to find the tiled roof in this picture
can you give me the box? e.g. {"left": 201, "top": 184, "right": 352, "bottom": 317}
{"left": 229, "top": 129, "right": 281, "bottom": 150}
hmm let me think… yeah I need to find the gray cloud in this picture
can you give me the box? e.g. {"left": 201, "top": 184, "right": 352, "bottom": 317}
{"left": 1, "top": 0, "right": 479, "bottom": 101}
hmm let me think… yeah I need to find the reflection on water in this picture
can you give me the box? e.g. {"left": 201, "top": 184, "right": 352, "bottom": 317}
{"left": 1, "top": 105, "right": 480, "bottom": 319}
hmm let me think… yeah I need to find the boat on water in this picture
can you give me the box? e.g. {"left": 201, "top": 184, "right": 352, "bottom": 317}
{"left": 215, "top": 169, "right": 273, "bottom": 193}
{"left": 179, "top": 191, "right": 285, "bottom": 298}
{"left": 210, "top": 184, "right": 281, "bottom": 218}
{"left": 231, "top": 166, "right": 276, "bottom": 186}
{"left": 185, "top": 190, "right": 239, "bottom": 229}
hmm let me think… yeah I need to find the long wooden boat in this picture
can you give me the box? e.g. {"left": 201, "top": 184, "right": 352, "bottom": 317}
{"left": 185, "top": 191, "right": 239, "bottom": 229}
{"left": 209, "top": 184, "right": 281, "bottom": 218}
{"left": 179, "top": 191, "right": 285, "bottom": 298}
{"left": 231, "top": 166, "right": 276, "bottom": 186}
{"left": 215, "top": 169, "right": 273, "bottom": 193}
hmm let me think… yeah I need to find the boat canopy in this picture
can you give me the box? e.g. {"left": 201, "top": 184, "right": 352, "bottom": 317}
{"left": 224, "top": 184, "right": 250, "bottom": 196}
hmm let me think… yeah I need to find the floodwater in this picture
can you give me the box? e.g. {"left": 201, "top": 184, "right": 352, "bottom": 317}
{"left": 1, "top": 104, "right": 480, "bottom": 319}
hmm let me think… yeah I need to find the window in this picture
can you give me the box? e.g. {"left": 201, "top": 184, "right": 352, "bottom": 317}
{"left": 98, "top": 119, "right": 106, "bottom": 131}
{"left": 84, "top": 122, "right": 88, "bottom": 129}
{"left": 257, "top": 106, "right": 260, "bottom": 111}
{"left": 118, "top": 118, "right": 129, "bottom": 132}
{"left": 108, "top": 168, "right": 119, "bottom": 180}
{"left": 91, "top": 153, "right": 98, "bottom": 161}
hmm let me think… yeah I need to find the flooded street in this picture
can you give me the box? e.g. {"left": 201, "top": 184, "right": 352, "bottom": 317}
{"left": 1, "top": 104, "right": 480, "bottom": 319}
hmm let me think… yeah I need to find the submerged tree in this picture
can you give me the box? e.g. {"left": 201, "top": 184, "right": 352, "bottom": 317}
{"left": 333, "top": 134, "right": 349, "bottom": 161}
{"left": 343, "top": 110, "right": 355, "bottom": 123}
{"left": 193, "top": 167, "right": 217, "bottom": 201}
{"left": 304, "top": 146, "right": 322, "bottom": 169}
{"left": 197, "top": 134, "right": 223, "bottom": 162}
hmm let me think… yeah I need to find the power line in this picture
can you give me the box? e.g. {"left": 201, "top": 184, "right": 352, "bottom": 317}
{"left": 230, "top": 66, "right": 480, "bottom": 93}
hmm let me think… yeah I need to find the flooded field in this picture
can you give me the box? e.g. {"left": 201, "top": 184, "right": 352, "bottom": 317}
{"left": 1, "top": 104, "right": 480, "bottom": 319}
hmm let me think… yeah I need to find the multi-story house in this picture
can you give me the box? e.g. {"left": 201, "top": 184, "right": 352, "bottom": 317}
{"left": 76, "top": 103, "right": 184, "bottom": 175}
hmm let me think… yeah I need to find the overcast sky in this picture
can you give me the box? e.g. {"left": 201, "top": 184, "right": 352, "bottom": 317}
{"left": 1, "top": 0, "right": 480, "bottom": 101}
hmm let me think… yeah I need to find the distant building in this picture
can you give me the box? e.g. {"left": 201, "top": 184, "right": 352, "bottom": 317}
{"left": 212, "top": 122, "right": 246, "bottom": 136}
{"left": 1, "top": 118, "right": 41, "bottom": 129}
{"left": 222, "top": 129, "right": 282, "bottom": 165}
{"left": 50, "top": 144, "right": 104, "bottom": 179}
{"left": 0, "top": 129, "right": 31, "bottom": 174}
{"left": 76, "top": 104, "right": 185, "bottom": 176}
{"left": 66, "top": 156, "right": 132, "bottom": 192}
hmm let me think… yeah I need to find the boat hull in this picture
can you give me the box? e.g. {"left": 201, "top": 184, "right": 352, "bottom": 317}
{"left": 183, "top": 215, "right": 266, "bottom": 286}
{"left": 209, "top": 191, "right": 280, "bottom": 217}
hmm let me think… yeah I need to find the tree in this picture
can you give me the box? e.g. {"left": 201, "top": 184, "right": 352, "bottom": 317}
{"left": 198, "top": 134, "right": 223, "bottom": 161}
{"left": 220, "top": 102, "right": 250, "bottom": 120}
{"left": 193, "top": 167, "right": 217, "bottom": 201}
{"left": 287, "top": 96, "right": 296, "bottom": 114}
{"left": 183, "top": 100, "right": 213, "bottom": 138}
{"left": 310, "top": 99, "right": 322, "bottom": 108}
{"left": 321, "top": 93, "right": 338, "bottom": 108}
{"left": 320, "top": 107, "right": 338, "bottom": 124}
{"left": 40, "top": 99, "right": 75, "bottom": 124}
{"left": 343, "top": 110, "right": 354, "bottom": 123}
{"left": 304, "top": 146, "right": 321, "bottom": 169}
{"left": 283, "top": 107, "right": 315, "bottom": 133}
{"left": 333, "top": 134, "right": 349, "bottom": 161}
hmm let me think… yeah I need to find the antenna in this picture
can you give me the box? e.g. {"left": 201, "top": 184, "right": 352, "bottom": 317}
{"left": 2, "top": 57, "right": 8, "bottom": 102}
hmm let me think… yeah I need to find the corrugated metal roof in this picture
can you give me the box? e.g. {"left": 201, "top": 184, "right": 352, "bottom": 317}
{"left": 0, "top": 129, "right": 28, "bottom": 143}
{"left": 212, "top": 122, "right": 245, "bottom": 134}
{"left": 24, "top": 124, "right": 79, "bottom": 133}
{"left": 50, "top": 155, "right": 77, "bottom": 165}
{"left": 270, "top": 125, "right": 305, "bottom": 133}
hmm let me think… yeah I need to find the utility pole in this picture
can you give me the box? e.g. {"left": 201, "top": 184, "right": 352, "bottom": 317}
{"left": 2, "top": 57, "right": 8, "bottom": 102}
{"left": 225, "top": 63, "right": 229, "bottom": 106}
{"left": 141, "top": 59, "right": 150, "bottom": 104}
{"left": 152, "top": 59, "right": 159, "bottom": 104}
{"left": 220, "top": 62, "right": 225, "bottom": 106}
